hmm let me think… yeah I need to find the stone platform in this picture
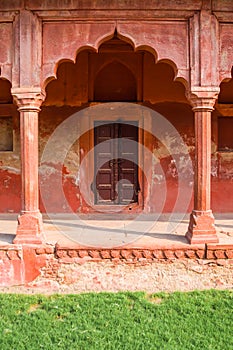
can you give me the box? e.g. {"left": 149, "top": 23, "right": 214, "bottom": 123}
{"left": 0, "top": 214, "right": 232, "bottom": 287}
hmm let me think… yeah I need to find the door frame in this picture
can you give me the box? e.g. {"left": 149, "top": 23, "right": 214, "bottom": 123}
{"left": 79, "top": 103, "right": 152, "bottom": 213}
{"left": 78, "top": 102, "right": 153, "bottom": 214}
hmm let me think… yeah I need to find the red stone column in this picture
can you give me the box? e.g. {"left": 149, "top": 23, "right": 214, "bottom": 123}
{"left": 186, "top": 89, "right": 219, "bottom": 244}
{"left": 11, "top": 88, "right": 45, "bottom": 244}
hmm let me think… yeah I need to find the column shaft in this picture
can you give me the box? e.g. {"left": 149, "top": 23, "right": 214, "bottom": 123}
{"left": 12, "top": 88, "right": 45, "bottom": 244}
{"left": 20, "top": 109, "right": 39, "bottom": 213}
{"left": 194, "top": 109, "right": 211, "bottom": 211}
{"left": 186, "top": 90, "right": 219, "bottom": 244}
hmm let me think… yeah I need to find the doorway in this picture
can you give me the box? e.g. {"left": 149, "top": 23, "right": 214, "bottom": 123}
{"left": 93, "top": 121, "right": 139, "bottom": 205}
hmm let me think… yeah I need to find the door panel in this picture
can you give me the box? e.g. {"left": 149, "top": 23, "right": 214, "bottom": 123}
{"left": 118, "top": 122, "right": 138, "bottom": 203}
{"left": 94, "top": 123, "right": 115, "bottom": 203}
{"left": 94, "top": 121, "right": 138, "bottom": 205}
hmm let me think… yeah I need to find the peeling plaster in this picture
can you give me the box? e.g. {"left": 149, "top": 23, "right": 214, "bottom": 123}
{"left": 0, "top": 166, "right": 20, "bottom": 174}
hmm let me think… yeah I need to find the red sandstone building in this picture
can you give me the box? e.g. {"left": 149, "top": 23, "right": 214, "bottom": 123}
{"left": 0, "top": 0, "right": 233, "bottom": 252}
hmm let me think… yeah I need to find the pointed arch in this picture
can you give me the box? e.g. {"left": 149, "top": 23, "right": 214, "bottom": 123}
{"left": 94, "top": 60, "right": 137, "bottom": 101}
{"left": 42, "top": 29, "right": 189, "bottom": 94}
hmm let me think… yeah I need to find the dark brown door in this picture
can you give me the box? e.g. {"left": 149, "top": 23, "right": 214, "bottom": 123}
{"left": 94, "top": 121, "right": 139, "bottom": 205}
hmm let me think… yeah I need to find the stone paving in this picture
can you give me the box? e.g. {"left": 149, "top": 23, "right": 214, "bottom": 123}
{"left": 0, "top": 213, "right": 232, "bottom": 289}
{"left": 0, "top": 213, "right": 232, "bottom": 248}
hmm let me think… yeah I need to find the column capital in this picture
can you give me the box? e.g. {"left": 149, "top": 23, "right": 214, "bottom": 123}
{"left": 186, "top": 87, "right": 220, "bottom": 112}
{"left": 11, "top": 87, "right": 45, "bottom": 112}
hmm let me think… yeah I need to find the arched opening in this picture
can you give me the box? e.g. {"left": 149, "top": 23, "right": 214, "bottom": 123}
{"left": 218, "top": 69, "right": 233, "bottom": 104}
{"left": 0, "top": 78, "right": 13, "bottom": 152}
{"left": 0, "top": 78, "right": 20, "bottom": 213}
{"left": 211, "top": 69, "right": 233, "bottom": 212}
{"left": 44, "top": 35, "right": 188, "bottom": 106}
{"left": 40, "top": 35, "right": 192, "bottom": 214}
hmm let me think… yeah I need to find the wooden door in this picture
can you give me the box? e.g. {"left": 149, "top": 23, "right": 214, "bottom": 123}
{"left": 94, "top": 121, "right": 139, "bottom": 205}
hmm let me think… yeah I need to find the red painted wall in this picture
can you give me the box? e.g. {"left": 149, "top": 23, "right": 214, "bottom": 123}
{"left": 0, "top": 46, "right": 232, "bottom": 214}
{"left": 0, "top": 104, "right": 232, "bottom": 214}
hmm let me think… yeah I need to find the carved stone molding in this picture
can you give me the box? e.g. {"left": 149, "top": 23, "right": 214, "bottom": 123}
{"left": 11, "top": 87, "right": 45, "bottom": 112}
{"left": 186, "top": 87, "right": 220, "bottom": 111}
{"left": 54, "top": 246, "right": 233, "bottom": 262}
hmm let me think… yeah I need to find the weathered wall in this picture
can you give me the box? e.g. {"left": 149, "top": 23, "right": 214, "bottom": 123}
{"left": 1, "top": 102, "right": 231, "bottom": 214}
{"left": 38, "top": 106, "right": 81, "bottom": 213}
{"left": 0, "top": 104, "right": 232, "bottom": 213}
{"left": 0, "top": 0, "right": 232, "bottom": 214}
{"left": 37, "top": 102, "right": 195, "bottom": 214}
{"left": 0, "top": 21, "right": 13, "bottom": 81}
{"left": 218, "top": 20, "right": 233, "bottom": 81}
{"left": 0, "top": 101, "right": 21, "bottom": 213}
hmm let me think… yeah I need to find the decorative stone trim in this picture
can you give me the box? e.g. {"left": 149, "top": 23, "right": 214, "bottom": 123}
{"left": 11, "top": 87, "right": 46, "bottom": 112}
{"left": 186, "top": 87, "right": 220, "bottom": 111}
{"left": 206, "top": 244, "right": 233, "bottom": 259}
{"left": 0, "top": 247, "right": 22, "bottom": 261}
{"left": 55, "top": 247, "right": 207, "bottom": 262}
{"left": 0, "top": 244, "right": 54, "bottom": 262}
{"left": 1, "top": 245, "right": 232, "bottom": 264}
{"left": 1, "top": 243, "right": 233, "bottom": 287}
{"left": 35, "top": 246, "right": 54, "bottom": 255}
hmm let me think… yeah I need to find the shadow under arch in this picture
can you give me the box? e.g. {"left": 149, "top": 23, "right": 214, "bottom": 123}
{"left": 218, "top": 66, "right": 233, "bottom": 104}
{"left": 0, "top": 77, "right": 13, "bottom": 104}
{"left": 94, "top": 60, "right": 137, "bottom": 102}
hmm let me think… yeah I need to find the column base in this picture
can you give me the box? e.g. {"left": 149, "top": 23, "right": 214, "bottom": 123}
{"left": 186, "top": 210, "right": 219, "bottom": 244}
{"left": 13, "top": 211, "right": 45, "bottom": 244}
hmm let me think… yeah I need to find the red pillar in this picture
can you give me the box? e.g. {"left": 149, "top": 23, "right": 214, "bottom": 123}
{"left": 12, "top": 88, "right": 45, "bottom": 244}
{"left": 186, "top": 89, "right": 219, "bottom": 244}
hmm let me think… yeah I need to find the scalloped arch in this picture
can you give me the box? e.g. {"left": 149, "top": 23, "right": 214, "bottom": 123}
{"left": 0, "top": 76, "right": 12, "bottom": 83}
{"left": 42, "top": 30, "right": 189, "bottom": 94}
{"left": 220, "top": 65, "right": 233, "bottom": 84}
{"left": 43, "top": 47, "right": 98, "bottom": 90}
{"left": 0, "top": 65, "right": 12, "bottom": 83}
{"left": 218, "top": 66, "right": 233, "bottom": 103}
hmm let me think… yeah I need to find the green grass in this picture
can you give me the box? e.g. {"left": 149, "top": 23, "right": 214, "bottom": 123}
{"left": 0, "top": 290, "right": 232, "bottom": 350}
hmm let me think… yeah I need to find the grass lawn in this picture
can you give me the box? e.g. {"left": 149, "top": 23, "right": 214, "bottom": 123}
{"left": 0, "top": 290, "right": 232, "bottom": 350}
